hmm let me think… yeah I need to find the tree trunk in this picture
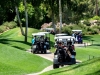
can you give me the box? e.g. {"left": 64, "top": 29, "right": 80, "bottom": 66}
{"left": 24, "top": 0, "right": 28, "bottom": 42}
{"left": 59, "top": 0, "right": 62, "bottom": 33}
{"left": 51, "top": 0, "right": 56, "bottom": 33}
{"left": 95, "top": 0, "right": 98, "bottom": 16}
{"left": 52, "top": 10, "right": 56, "bottom": 33}
{"left": 15, "top": 5, "right": 25, "bottom": 36}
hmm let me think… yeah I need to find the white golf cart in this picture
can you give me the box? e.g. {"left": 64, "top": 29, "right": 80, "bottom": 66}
{"left": 53, "top": 36, "right": 76, "bottom": 69}
{"left": 44, "top": 28, "right": 55, "bottom": 34}
{"left": 31, "top": 33, "right": 47, "bottom": 54}
{"left": 38, "top": 32, "right": 51, "bottom": 50}
{"left": 72, "top": 30, "right": 83, "bottom": 44}
{"left": 54, "top": 36, "right": 75, "bottom": 47}
{"left": 54, "top": 33, "right": 68, "bottom": 40}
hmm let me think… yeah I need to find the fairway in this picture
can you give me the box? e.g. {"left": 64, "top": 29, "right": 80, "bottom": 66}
{"left": 0, "top": 28, "right": 52, "bottom": 75}
{"left": 0, "top": 28, "right": 100, "bottom": 75}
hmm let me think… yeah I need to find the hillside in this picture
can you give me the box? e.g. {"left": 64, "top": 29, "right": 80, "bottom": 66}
{"left": 0, "top": 28, "right": 52, "bottom": 75}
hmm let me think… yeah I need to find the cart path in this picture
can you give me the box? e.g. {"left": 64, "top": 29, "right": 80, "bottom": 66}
{"left": 26, "top": 49, "right": 82, "bottom": 75}
{"left": 74, "top": 43, "right": 91, "bottom": 47}
{"left": 27, "top": 65, "right": 53, "bottom": 75}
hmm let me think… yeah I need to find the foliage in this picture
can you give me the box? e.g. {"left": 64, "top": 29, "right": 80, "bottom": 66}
{"left": 0, "top": 21, "right": 17, "bottom": 33}
{"left": 62, "top": 26, "right": 72, "bottom": 35}
{"left": 0, "top": 26, "right": 7, "bottom": 33}
{"left": 90, "top": 16, "right": 100, "bottom": 20}
{"left": 61, "top": 23, "right": 100, "bottom": 35}
{"left": 83, "top": 20, "right": 91, "bottom": 26}
{"left": 0, "top": 0, "right": 100, "bottom": 29}
{"left": 3, "top": 21, "right": 17, "bottom": 29}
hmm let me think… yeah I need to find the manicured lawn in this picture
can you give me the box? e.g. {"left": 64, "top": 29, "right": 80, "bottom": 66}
{"left": 0, "top": 28, "right": 100, "bottom": 75}
{"left": 40, "top": 57, "right": 100, "bottom": 75}
{"left": 40, "top": 34, "right": 100, "bottom": 75}
{"left": 76, "top": 47, "right": 100, "bottom": 61}
{"left": 0, "top": 28, "right": 52, "bottom": 75}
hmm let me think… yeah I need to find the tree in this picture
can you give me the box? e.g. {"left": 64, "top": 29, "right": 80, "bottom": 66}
{"left": 23, "top": 0, "right": 28, "bottom": 42}
{"left": 14, "top": 0, "right": 25, "bottom": 36}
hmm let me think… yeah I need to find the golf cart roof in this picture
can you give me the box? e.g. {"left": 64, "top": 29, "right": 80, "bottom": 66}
{"left": 55, "top": 33, "right": 68, "bottom": 36}
{"left": 38, "top": 32, "right": 50, "bottom": 34}
{"left": 55, "top": 33, "right": 68, "bottom": 40}
{"left": 55, "top": 36, "right": 75, "bottom": 41}
{"left": 32, "top": 33, "right": 45, "bottom": 36}
{"left": 72, "top": 30, "right": 82, "bottom": 32}
{"left": 45, "top": 28, "right": 54, "bottom": 30}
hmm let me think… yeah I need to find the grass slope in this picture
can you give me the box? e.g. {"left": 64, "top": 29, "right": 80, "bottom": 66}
{"left": 41, "top": 57, "right": 100, "bottom": 75}
{"left": 40, "top": 35, "right": 100, "bottom": 75}
{"left": 0, "top": 28, "right": 52, "bottom": 75}
{"left": 76, "top": 47, "right": 100, "bottom": 61}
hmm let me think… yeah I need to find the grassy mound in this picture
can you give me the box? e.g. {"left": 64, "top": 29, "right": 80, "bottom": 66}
{"left": 0, "top": 28, "right": 52, "bottom": 75}
{"left": 41, "top": 57, "right": 100, "bottom": 75}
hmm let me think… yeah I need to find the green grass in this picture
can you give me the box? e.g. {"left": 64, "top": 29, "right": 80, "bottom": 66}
{"left": 40, "top": 34, "right": 100, "bottom": 75}
{"left": 40, "top": 57, "right": 100, "bottom": 75}
{"left": 83, "top": 35, "right": 100, "bottom": 44}
{"left": 0, "top": 28, "right": 100, "bottom": 75}
{"left": 0, "top": 27, "right": 52, "bottom": 75}
{"left": 76, "top": 47, "right": 100, "bottom": 61}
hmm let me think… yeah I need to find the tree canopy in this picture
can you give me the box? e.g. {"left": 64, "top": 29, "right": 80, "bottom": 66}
{"left": 0, "top": 0, "right": 100, "bottom": 27}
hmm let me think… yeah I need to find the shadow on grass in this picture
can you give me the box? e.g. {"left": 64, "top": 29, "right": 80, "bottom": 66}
{"left": 48, "top": 58, "right": 100, "bottom": 75}
{"left": 50, "top": 41, "right": 55, "bottom": 48}
{"left": 0, "top": 38, "right": 31, "bottom": 51}
{"left": 12, "top": 46, "right": 26, "bottom": 51}
{"left": 86, "top": 70, "right": 100, "bottom": 75}
{"left": 91, "top": 44, "right": 100, "bottom": 46}
{"left": 83, "top": 35, "right": 93, "bottom": 40}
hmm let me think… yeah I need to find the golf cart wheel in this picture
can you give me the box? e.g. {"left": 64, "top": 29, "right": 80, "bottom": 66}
{"left": 53, "top": 64, "right": 59, "bottom": 69}
{"left": 33, "top": 50, "right": 36, "bottom": 53}
{"left": 41, "top": 51, "right": 43, "bottom": 54}
{"left": 44, "top": 50, "right": 47, "bottom": 54}
{"left": 71, "top": 58, "right": 76, "bottom": 64}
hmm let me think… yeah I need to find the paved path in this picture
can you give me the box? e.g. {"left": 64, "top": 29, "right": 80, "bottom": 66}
{"left": 74, "top": 43, "right": 91, "bottom": 47}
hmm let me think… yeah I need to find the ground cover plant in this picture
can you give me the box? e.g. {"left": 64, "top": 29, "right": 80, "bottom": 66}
{"left": 0, "top": 27, "right": 52, "bottom": 75}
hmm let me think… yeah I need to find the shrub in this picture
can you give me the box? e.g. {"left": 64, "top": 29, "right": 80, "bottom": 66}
{"left": 3, "top": 21, "right": 17, "bottom": 29}
{"left": 92, "top": 16, "right": 100, "bottom": 20}
{"left": 83, "top": 20, "right": 91, "bottom": 26}
{"left": 62, "top": 26, "right": 71, "bottom": 35}
{"left": 91, "top": 29, "right": 98, "bottom": 34}
{"left": 0, "top": 26, "right": 6, "bottom": 33}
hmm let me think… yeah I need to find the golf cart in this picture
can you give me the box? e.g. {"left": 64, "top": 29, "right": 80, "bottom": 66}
{"left": 53, "top": 36, "right": 76, "bottom": 69}
{"left": 72, "top": 30, "right": 83, "bottom": 44}
{"left": 38, "top": 32, "right": 51, "bottom": 50}
{"left": 54, "top": 33, "right": 68, "bottom": 40}
{"left": 44, "top": 28, "right": 55, "bottom": 34}
{"left": 31, "top": 33, "right": 47, "bottom": 54}
{"left": 54, "top": 36, "right": 75, "bottom": 47}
